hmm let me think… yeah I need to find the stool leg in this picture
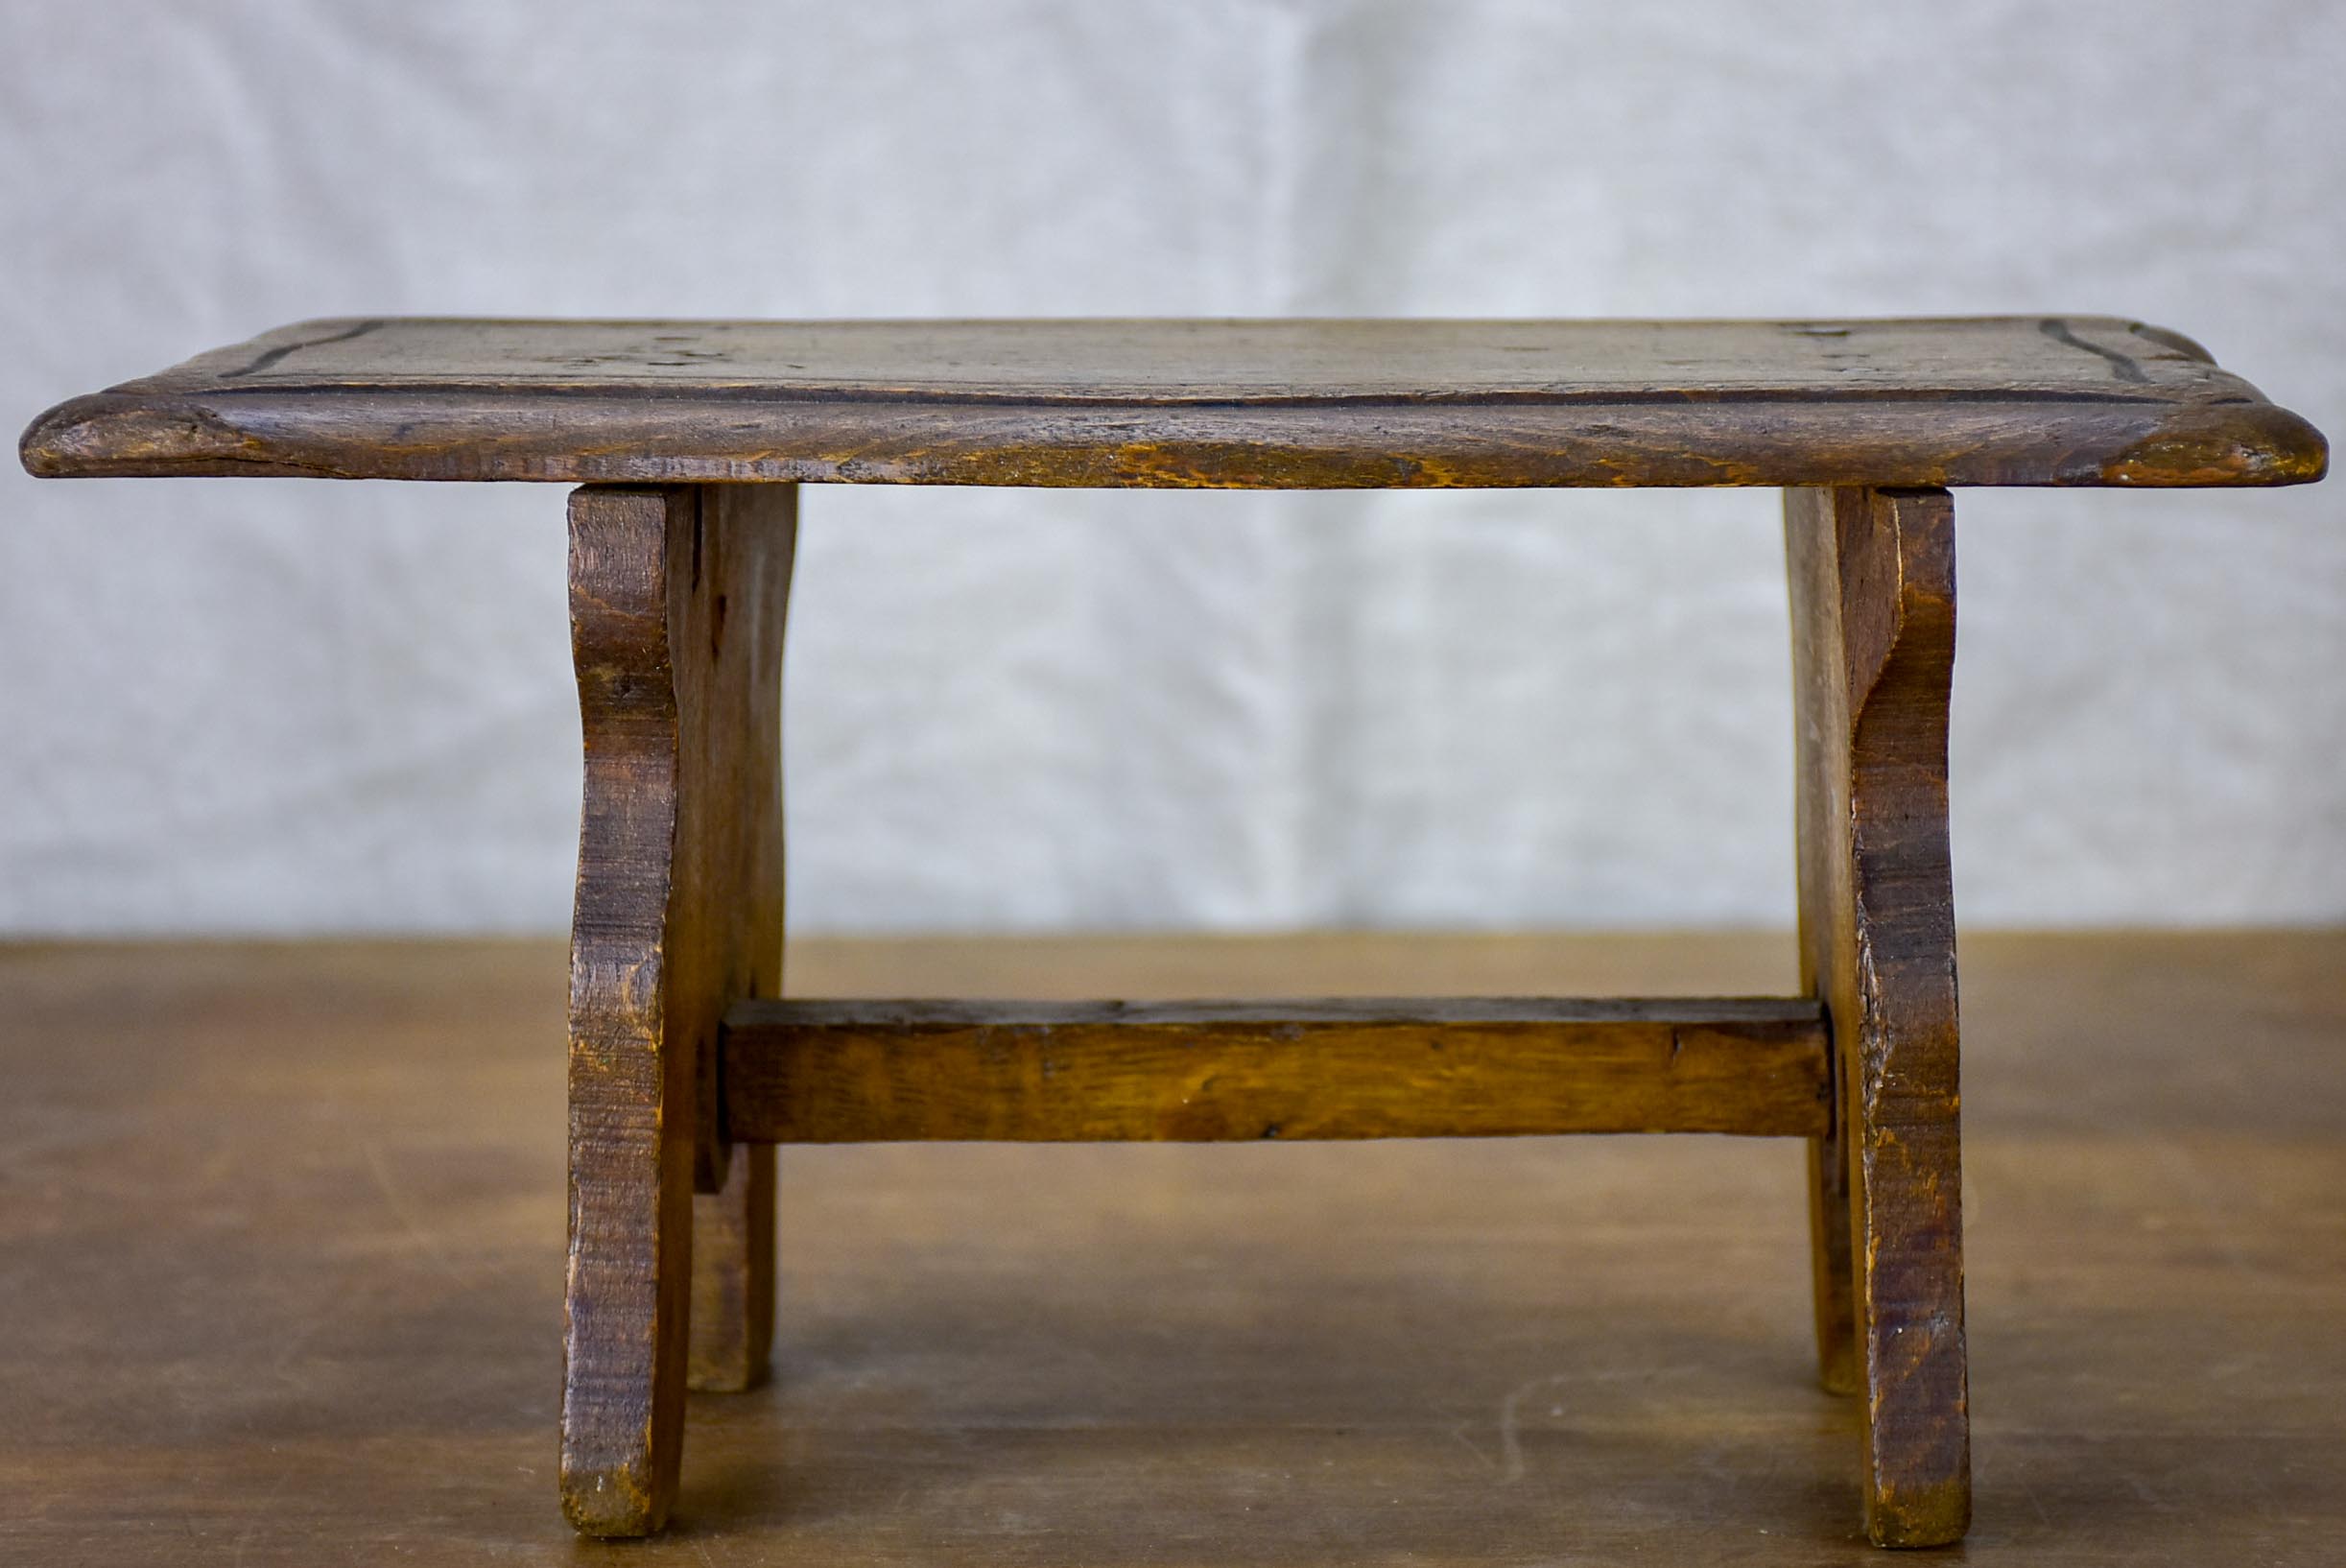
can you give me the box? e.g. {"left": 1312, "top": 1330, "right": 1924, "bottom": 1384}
{"left": 688, "top": 482, "right": 794, "bottom": 1395}
{"left": 685, "top": 680, "right": 786, "bottom": 1395}
{"left": 690, "top": 1144, "right": 778, "bottom": 1391}
{"left": 1786, "top": 486, "right": 1970, "bottom": 1548}
{"left": 562, "top": 483, "right": 796, "bottom": 1534}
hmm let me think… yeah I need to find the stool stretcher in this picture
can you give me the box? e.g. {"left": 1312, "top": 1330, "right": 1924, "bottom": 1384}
{"left": 718, "top": 995, "right": 1832, "bottom": 1142}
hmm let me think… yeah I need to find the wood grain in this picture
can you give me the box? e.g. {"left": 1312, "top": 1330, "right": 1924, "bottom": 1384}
{"left": 11, "top": 932, "right": 2346, "bottom": 1566}
{"left": 1787, "top": 486, "right": 1970, "bottom": 1547}
{"left": 689, "top": 1146, "right": 776, "bottom": 1394}
{"left": 678, "top": 486, "right": 794, "bottom": 1400}
{"left": 719, "top": 996, "right": 1831, "bottom": 1142}
{"left": 561, "top": 484, "right": 795, "bottom": 1533}
{"left": 19, "top": 316, "right": 2324, "bottom": 487}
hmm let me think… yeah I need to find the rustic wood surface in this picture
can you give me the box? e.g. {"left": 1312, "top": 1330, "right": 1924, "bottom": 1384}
{"left": 1787, "top": 487, "right": 1970, "bottom": 1546}
{"left": 20, "top": 316, "right": 2325, "bottom": 487}
{"left": 562, "top": 484, "right": 795, "bottom": 1533}
{"left": 3, "top": 931, "right": 2342, "bottom": 1565}
{"left": 688, "top": 1148, "right": 777, "bottom": 1396}
{"left": 719, "top": 996, "right": 1830, "bottom": 1142}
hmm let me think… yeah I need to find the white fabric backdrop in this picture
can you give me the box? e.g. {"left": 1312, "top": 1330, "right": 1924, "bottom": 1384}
{"left": 4, "top": 0, "right": 2340, "bottom": 934}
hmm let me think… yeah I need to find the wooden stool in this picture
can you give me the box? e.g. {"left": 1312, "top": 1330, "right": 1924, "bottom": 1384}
{"left": 22, "top": 318, "right": 2325, "bottom": 1548}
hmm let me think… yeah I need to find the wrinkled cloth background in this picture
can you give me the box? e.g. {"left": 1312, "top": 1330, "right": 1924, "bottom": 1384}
{"left": 4, "top": 0, "right": 2340, "bottom": 934}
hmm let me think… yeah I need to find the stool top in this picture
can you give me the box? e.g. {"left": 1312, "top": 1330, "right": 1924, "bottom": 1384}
{"left": 21, "top": 316, "right": 2324, "bottom": 489}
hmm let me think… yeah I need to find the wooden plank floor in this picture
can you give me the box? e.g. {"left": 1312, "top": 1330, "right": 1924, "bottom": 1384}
{"left": 2, "top": 931, "right": 2341, "bottom": 1564}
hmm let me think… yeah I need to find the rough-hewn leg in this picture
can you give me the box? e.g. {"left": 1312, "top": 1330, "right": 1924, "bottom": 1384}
{"left": 562, "top": 483, "right": 796, "bottom": 1534}
{"left": 686, "top": 481, "right": 794, "bottom": 1397}
{"left": 1787, "top": 486, "right": 1970, "bottom": 1549}
{"left": 690, "top": 1146, "right": 778, "bottom": 1391}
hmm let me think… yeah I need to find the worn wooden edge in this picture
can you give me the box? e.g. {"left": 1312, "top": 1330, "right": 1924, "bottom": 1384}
{"left": 561, "top": 486, "right": 698, "bottom": 1537}
{"left": 559, "top": 483, "right": 796, "bottom": 1530}
{"left": 20, "top": 384, "right": 2326, "bottom": 488}
{"left": 1789, "top": 491, "right": 1861, "bottom": 1405}
{"left": 718, "top": 996, "right": 1833, "bottom": 1143}
{"left": 1788, "top": 485, "right": 1972, "bottom": 1548}
{"left": 672, "top": 484, "right": 794, "bottom": 1397}
{"left": 688, "top": 1143, "right": 776, "bottom": 1394}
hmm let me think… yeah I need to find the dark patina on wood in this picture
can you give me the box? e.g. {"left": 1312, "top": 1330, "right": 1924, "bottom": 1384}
{"left": 1788, "top": 486, "right": 1970, "bottom": 1547}
{"left": 719, "top": 996, "right": 1832, "bottom": 1143}
{"left": 20, "top": 314, "right": 2328, "bottom": 1552}
{"left": 563, "top": 484, "right": 794, "bottom": 1535}
{"left": 20, "top": 316, "right": 2324, "bottom": 489}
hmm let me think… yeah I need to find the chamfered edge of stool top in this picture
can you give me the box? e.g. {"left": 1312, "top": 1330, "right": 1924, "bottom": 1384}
{"left": 19, "top": 315, "right": 2329, "bottom": 489}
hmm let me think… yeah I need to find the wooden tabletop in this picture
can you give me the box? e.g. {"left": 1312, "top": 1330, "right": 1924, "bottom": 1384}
{"left": 20, "top": 317, "right": 2325, "bottom": 488}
